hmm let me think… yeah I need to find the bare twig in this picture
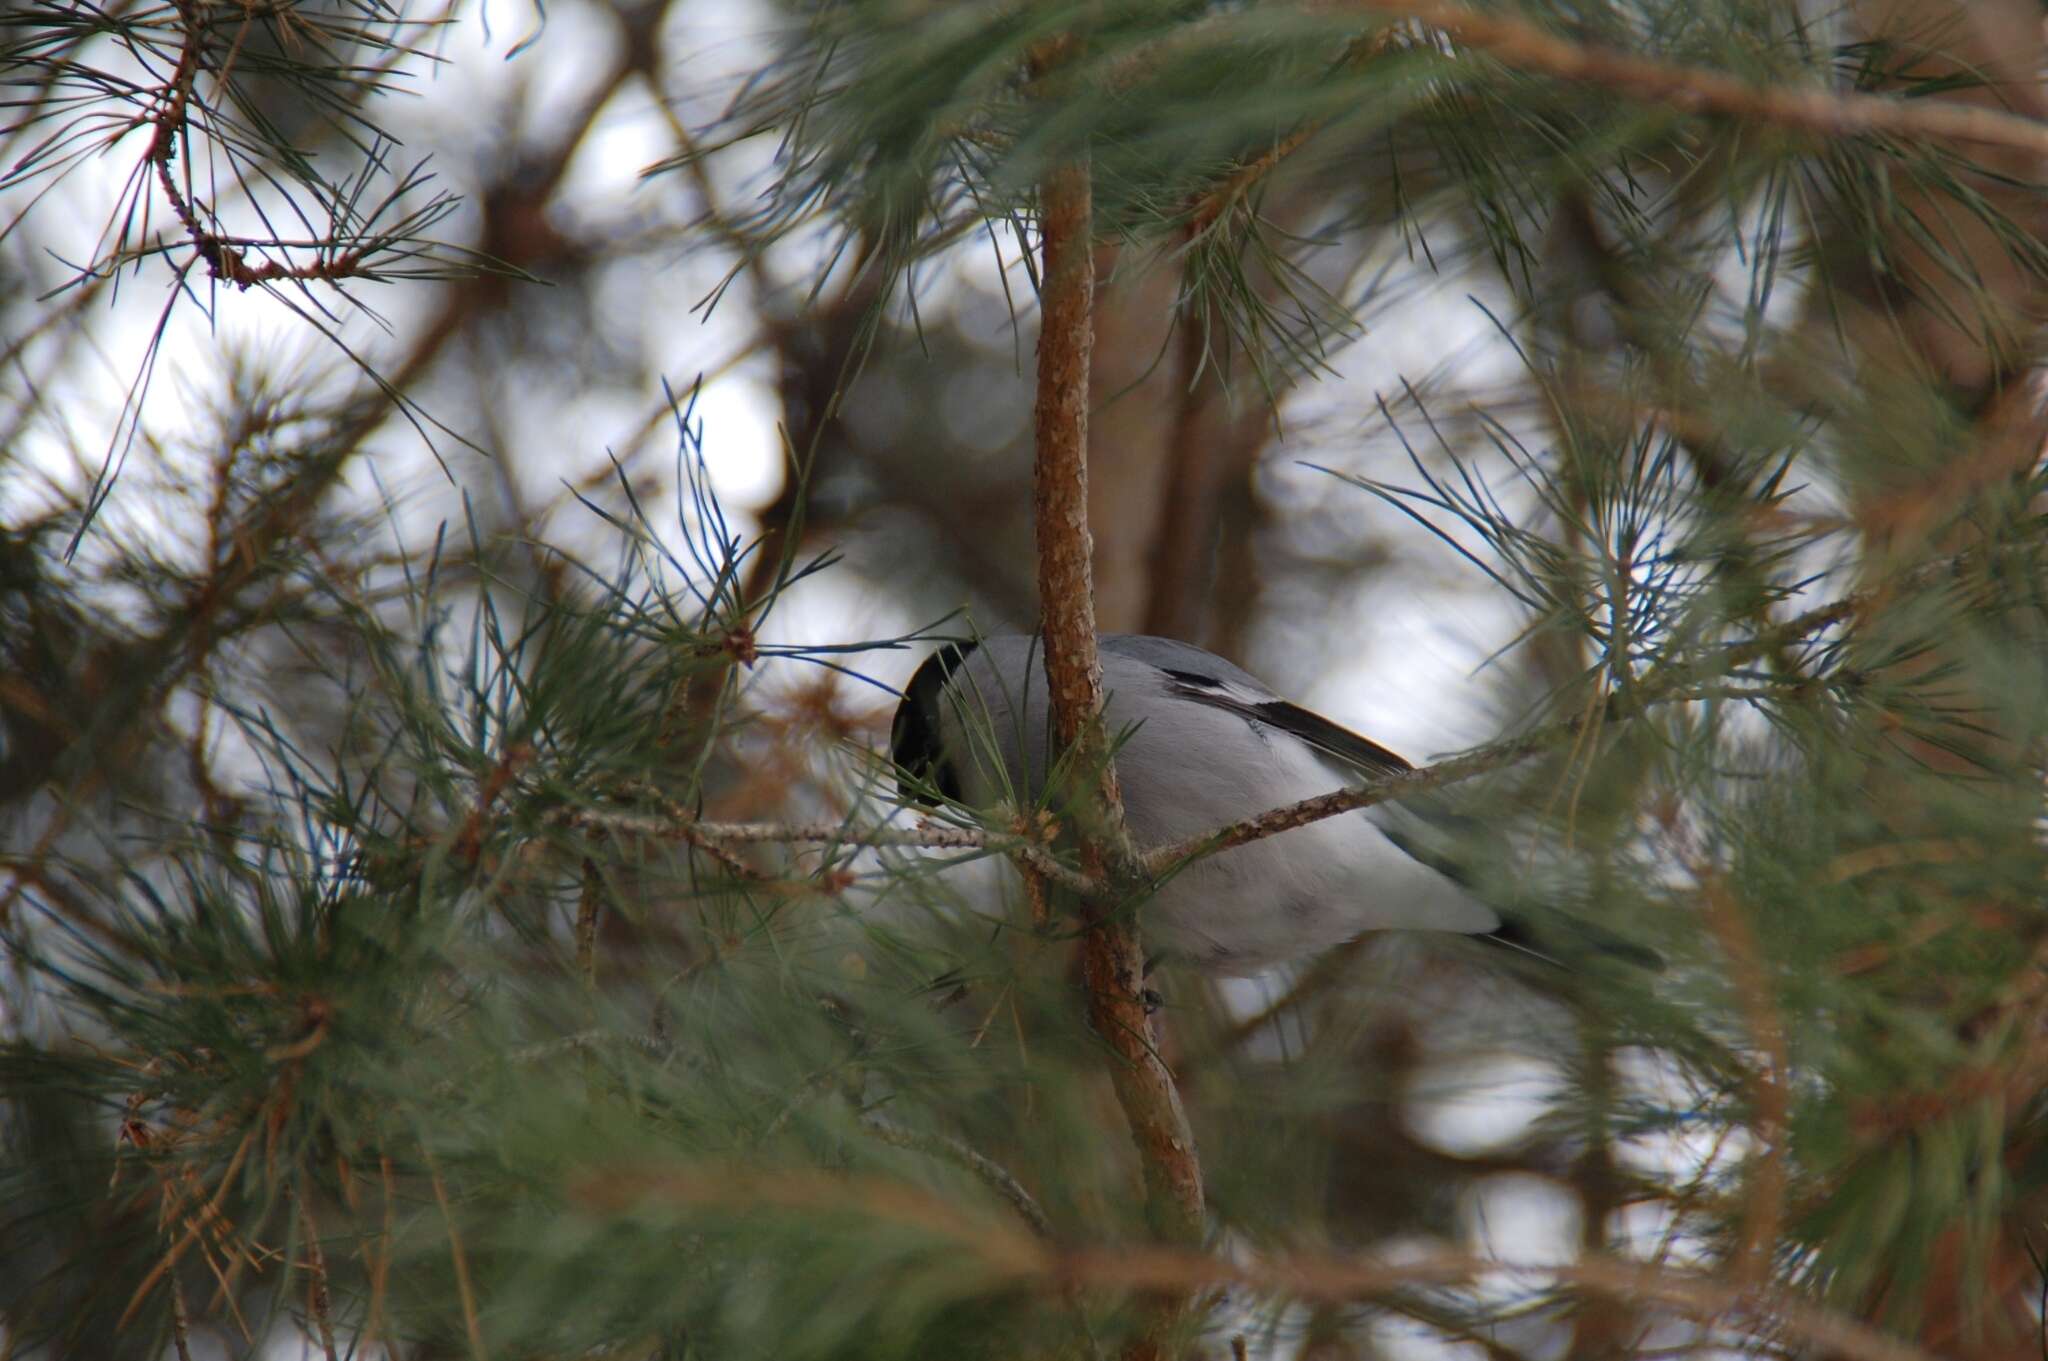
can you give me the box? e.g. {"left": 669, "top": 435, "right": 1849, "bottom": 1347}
{"left": 1353, "top": 0, "right": 2048, "bottom": 156}
{"left": 117, "top": 1122, "right": 258, "bottom": 1329}
{"left": 1181, "top": 28, "right": 1396, "bottom": 237}
{"left": 1184, "top": 122, "right": 1327, "bottom": 238}
{"left": 858, "top": 1113, "right": 1055, "bottom": 1240}
{"left": 363, "top": 1156, "right": 396, "bottom": 1358}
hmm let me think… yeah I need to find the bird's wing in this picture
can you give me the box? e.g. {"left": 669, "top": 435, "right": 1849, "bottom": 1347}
{"left": 1131, "top": 656, "right": 1416, "bottom": 780}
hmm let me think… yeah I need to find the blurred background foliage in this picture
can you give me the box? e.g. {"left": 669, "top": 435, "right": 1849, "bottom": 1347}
{"left": 4, "top": 0, "right": 2048, "bottom": 1357}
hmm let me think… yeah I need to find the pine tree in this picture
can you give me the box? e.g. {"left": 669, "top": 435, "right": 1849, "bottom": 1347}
{"left": 4, "top": 2, "right": 2048, "bottom": 1358}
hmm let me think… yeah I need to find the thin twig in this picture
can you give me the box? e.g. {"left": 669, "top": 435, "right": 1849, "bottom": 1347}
{"left": 363, "top": 1156, "right": 395, "bottom": 1359}
{"left": 1693, "top": 868, "right": 1788, "bottom": 1288}
{"left": 556, "top": 576, "right": 1876, "bottom": 906}
{"left": 858, "top": 1113, "right": 1055, "bottom": 1240}
{"left": 1182, "top": 28, "right": 1396, "bottom": 236}
{"left": 117, "top": 1122, "right": 258, "bottom": 1329}
{"left": 1353, "top": 0, "right": 2048, "bottom": 156}
{"left": 295, "top": 1185, "right": 341, "bottom": 1361}
{"left": 426, "top": 1150, "right": 490, "bottom": 1361}
{"left": 575, "top": 857, "right": 602, "bottom": 991}
{"left": 148, "top": 0, "right": 375, "bottom": 288}
{"left": 555, "top": 807, "right": 1095, "bottom": 896}
{"left": 169, "top": 1276, "right": 193, "bottom": 1361}
{"left": 1140, "top": 583, "right": 1877, "bottom": 874}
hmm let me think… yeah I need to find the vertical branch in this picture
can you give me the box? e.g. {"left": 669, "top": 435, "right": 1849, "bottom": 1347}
{"left": 169, "top": 1276, "right": 193, "bottom": 1361}
{"left": 426, "top": 1149, "right": 491, "bottom": 1361}
{"left": 1698, "top": 870, "right": 1788, "bottom": 1287}
{"left": 575, "top": 857, "right": 602, "bottom": 991}
{"left": 1030, "top": 43, "right": 1207, "bottom": 1261}
{"left": 295, "top": 1184, "right": 341, "bottom": 1361}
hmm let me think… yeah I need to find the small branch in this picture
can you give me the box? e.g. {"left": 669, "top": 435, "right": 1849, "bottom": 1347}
{"left": 1141, "top": 584, "right": 1876, "bottom": 875}
{"left": 169, "top": 1277, "right": 193, "bottom": 1361}
{"left": 1139, "top": 709, "right": 1577, "bottom": 874}
{"left": 295, "top": 1185, "right": 341, "bottom": 1361}
{"left": 426, "top": 1150, "right": 490, "bottom": 1361}
{"left": 144, "top": 0, "right": 385, "bottom": 291}
{"left": 1062, "top": 1247, "right": 1945, "bottom": 1361}
{"left": 1181, "top": 28, "right": 1395, "bottom": 237}
{"left": 453, "top": 743, "right": 534, "bottom": 867}
{"left": 363, "top": 1157, "right": 396, "bottom": 1358}
{"left": 575, "top": 857, "right": 602, "bottom": 990}
{"left": 1184, "top": 122, "right": 1325, "bottom": 238}
{"left": 554, "top": 806, "right": 1096, "bottom": 897}
{"left": 858, "top": 1113, "right": 1055, "bottom": 1240}
{"left": 1693, "top": 868, "right": 1788, "bottom": 1289}
{"left": 1353, "top": 0, "right": 2048, "bottom": 156}
{"left": 117, "top": 1122, "right": 258, "bottom": 1330}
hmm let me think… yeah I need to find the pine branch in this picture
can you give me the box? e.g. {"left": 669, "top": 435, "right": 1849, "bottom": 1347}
{"left": 1353, "top": 0, "right": 2048, "bottom": 155}
{"left": 858, "top": 1113, "right": 1055, "bottom": 1240}
{"left": 557, "top": 572, "right": 1887, "bottom": 904}
{"left": 1688, "top": 863, "right": 1790, "bottom": 1290}
{"left": 1139, "top": 580, "right": 1870, "bottom": 874}
{"left": 599, "top": 1163, "right": 1950, "bottom": 1361}
{"left": 1181, "top": 25, "right": 1396, "bottom": 236}
{"left": 554, "top": 805, "right": 1098, "bottom": 897}
{"left": 139, "top": 0, "right": 453, "bottom": 290}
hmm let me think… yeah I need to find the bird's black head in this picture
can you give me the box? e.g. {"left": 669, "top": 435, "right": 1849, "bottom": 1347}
{"left": 891, "top": 640, "right": 976, "bottom": 806}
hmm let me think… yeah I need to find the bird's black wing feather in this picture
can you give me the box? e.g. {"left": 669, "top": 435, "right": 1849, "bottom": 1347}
{"left": 1151, "top": 666, "right": 1415, "bottom": 779}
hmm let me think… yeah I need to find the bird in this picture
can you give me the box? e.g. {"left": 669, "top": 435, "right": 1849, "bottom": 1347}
{"left": 892, "top": 632, "right": 1530, "bottom": 977}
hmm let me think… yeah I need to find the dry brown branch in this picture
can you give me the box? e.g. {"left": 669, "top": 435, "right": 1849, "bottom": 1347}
{"left": 117, "top": 1121, "right": 258, "bottom": 1329}
{"left": 362, "top": 1156, "right": 396, "bottom": 1358}
{"left": 453, "top": 743, "right": 536, "bottom": 868}
{"left": 1031, "top": 49, "right": 1207, "bottom": 1272}
{"left": 1184, "top": 123, "right": 1326, "bottom": 238}
{"left": 426, "top": 1150, "right": 490, "bottom": 1361}
{"left": 1352, "top": 0, "right": 2048, "bottom": 155}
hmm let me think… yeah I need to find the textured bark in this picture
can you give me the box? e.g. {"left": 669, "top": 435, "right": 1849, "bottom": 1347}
{"left": 1033, "top": 143, "right": 1207, "bottom": 1259}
